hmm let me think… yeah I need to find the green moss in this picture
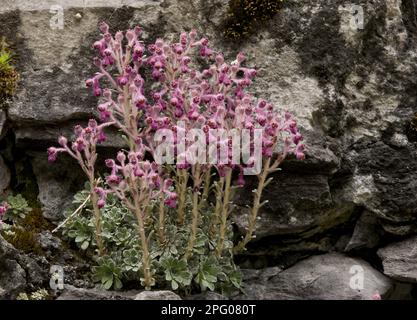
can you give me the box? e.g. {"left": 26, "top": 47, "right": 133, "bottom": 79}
{"left": 1, "top": 207, "right": 52, "bottom": 255}
{"left": 224, "top": 0, "right": 284, "bottom": 40}
{"left": 0, "top": 37, "right": 19, "bottom": 102}
{"left": 3, "top": 225, "right": 42, "bottom": 255}
{"left": 22, "top": 206, "right": 53, "bottom": 232}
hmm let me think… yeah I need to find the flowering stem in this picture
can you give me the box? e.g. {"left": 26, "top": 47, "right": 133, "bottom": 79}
{"left": 234, "top": 157, "right": 271, "bottom": 254}
{"left": 133, "top": 193, "right": 154, "bottom": 290}
{"left": 216, "top": 169, "right": 232, "bottom": 257}
{"left": 199, "top": 168, "right": 212, "bottom": 210}
{"left": 52, "top": 194, "right": 91, "bottom": 233}
{"left": 184, "top": 164, "right": 201, "bottom": 260}
{"left": 177, "top": 168, "right": 189, "bottom": 224}
{"left": 210, "top": 177, "right": 224, "bottom": 239}
{"left": 158, "top": 197, "right": 166, "bottom": 246}
{"left": 90, "top": 178, "right": 105, "bottom": 256}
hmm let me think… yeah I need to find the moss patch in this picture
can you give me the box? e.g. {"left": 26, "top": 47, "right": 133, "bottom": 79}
{"left": 0, "top": 37, "right": 19, "bottom": 102}
{"left": 1, "top": 206, "right": 53, "bottom": 255}
{"left": 223, "top": 0, "right": 284, "bottom": 40}
{"left": 3, "top": 225, "right": 42, "bottom": 255}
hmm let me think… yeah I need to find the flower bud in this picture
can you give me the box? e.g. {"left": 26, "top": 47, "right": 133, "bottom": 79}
{"left": 88, "top": 119, "right": 98, "bottom": 128}
{"left": 58, "top": 136, "right": 68, "bottom": 147}
{"left": 85, "top": 78, "right": 94, "bottom": 87}
{"left": 115, "top": 31, "right": 123, "bottom": 42}
{"left": 117, "top": 152, "right": 126, "bottom": 164}
{"left": 99, "top": 22, "right": 109, "bottom": 34}
{"left": 47, "top": 147, "right": 58, "bottom": 162}
{"left": 97, "top": 199, "right": 105, "bottom": 209}
{"left": 105, "top": 159, "right": 115, "bottom": 168}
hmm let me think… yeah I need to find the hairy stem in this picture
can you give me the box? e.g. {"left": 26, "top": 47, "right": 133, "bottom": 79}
{"left": 158, "top": 198, "right": 166, "bottom": 245}
{"left": 210, "top": 177, "right": 224, "bottom": 239}
{"left": 234, "top": 158, "right": 271, "bottom": 254}
{"left": 216, "top": 169, "right": 232, "bottom": 257}
{"left": 133, "top": 195, "right": 154, "bottom": 290}
{"left": 90, "top": 178, "right": 105, "bottom": 256}
{"left": 185, "top": 165, "right": 201, "bottom": 260}
{"left": 199, "top": 168, "right": 211, "bottom": 210}
{"left": 177, "top": 168, "right": 189, "bottom": 224}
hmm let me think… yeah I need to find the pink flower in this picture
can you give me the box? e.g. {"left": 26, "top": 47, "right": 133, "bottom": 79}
{"left": 106, "top": 174, "right": 120, "bottom": 185}
{"left": 99, "top": 22, "right": 109, "bottom": 34}
{"left": 97, "top": 199, "right": 106, "bottom": 209}
{"left": 47, "top": 147, "right": 59, "bottom": 162}
{"left": 0, "top": 202, "right": 8, "bottom": 218}
{"left": 295, "top": 144, "right": 305, "bottom": 160}
{"left": 105, "top": 159, "right": 115, "bottom": 168}
{"left": 58, "top": 136, "right": 68, "bottom": 147}
{"left": 117, "top": 151, "right": 126, "bottom": 164}
{"left": 372, "top": 293, "right": 382, "bottom": 300}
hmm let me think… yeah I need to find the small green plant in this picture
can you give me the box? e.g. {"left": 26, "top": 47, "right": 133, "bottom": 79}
{"left": 93, "top": 257, "right": 124, "bottom": 290}
{"left": 161, "top": 257, "right": 192, "bottom": 290}
{"left": 224, "top": 0, "right": 283, "bottom": 39}
{"left": 0, "top": 195, "right": 47, "bottom": 255}
{"left": 3, "top": 194, "right": 31, "bottom": 222}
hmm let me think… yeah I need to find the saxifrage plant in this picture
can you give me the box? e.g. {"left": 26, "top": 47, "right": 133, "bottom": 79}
{"left": 49, "top": 22, "right": 305, "bottom": 293}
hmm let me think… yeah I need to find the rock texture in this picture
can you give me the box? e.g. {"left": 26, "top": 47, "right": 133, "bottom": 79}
{"left": 57, "top": 284, "right": 139, "bottom": 300}
{"left": 1, "top": 0, "right": 417, "bottom": 299}
{"left": 378, "top": 236, "right": 417, "bottom": 283}
{"left": 134, "top": 290, "right": 181, "bottom": 300}
{"left": 0, "top": 236, "right": 26, "bottom": 299}
{"left": 0, "top": 235, "right": 46, "bottom": 299}
{"left": 344, "top": 210, "right": 385, "bottom": 251}
{"left": 237, "top": 253, "right": 393, "bottom": 300}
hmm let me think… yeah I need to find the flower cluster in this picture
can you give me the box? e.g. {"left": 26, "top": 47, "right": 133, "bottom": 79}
{"left": 47, "top": 119, "right": 108, "bottom": 168}
{"left": 87, "top": 24, "right": 304, "bottom": 179}
{"left": 0, "top": 202, "right": 8, "bottom": 221}
{"left": 105, "top": 152, "right": 177, "bottom": 209}
{"left": 48, "top": 119, "right": 113, "bottom": 255}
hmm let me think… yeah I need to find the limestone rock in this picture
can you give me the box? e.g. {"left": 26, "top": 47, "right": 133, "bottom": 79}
{"left": 377, "top": 236, "right": 417, "bottom": 283}
{"left": 345, "top": 210, "right": 385, "bottom": 251}
{"left": 236, "top": 253, "right": 393, "bottom": 300}
{"left": 134, "top": 290, "right": 181, "bottom": 300}
{"left": 57, "top": 284, "right": 138, "bottom": 300}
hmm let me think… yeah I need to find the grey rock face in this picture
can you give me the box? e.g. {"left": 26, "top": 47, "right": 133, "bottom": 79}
{"left": 377, "top": 236, "right": 417, "bottom": 283}
{"left": 0, "top": 236, "right": 26, "bottom": 299}
{"left": 344, "top": 210, "right": 385, "bottom": 251}
{"left": 234, "top": 173, "right": 355, "bottom": 241}
{"left": 134, "top": 290, "right": 182, "bottom": 300}
{"left": 188, "top": 292, "right": 228, "bottom": 300}
{"left": 57, "top": 284, "right": 138, "bottom": 300}
{"left": 236, "top": 253, "right": 393, "bottom": 300}
{"left": 37, "top": 230, "right": 62, "bottom": 251}
{"left": 30, "top": 151, "right": 84, "bottom": 222}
